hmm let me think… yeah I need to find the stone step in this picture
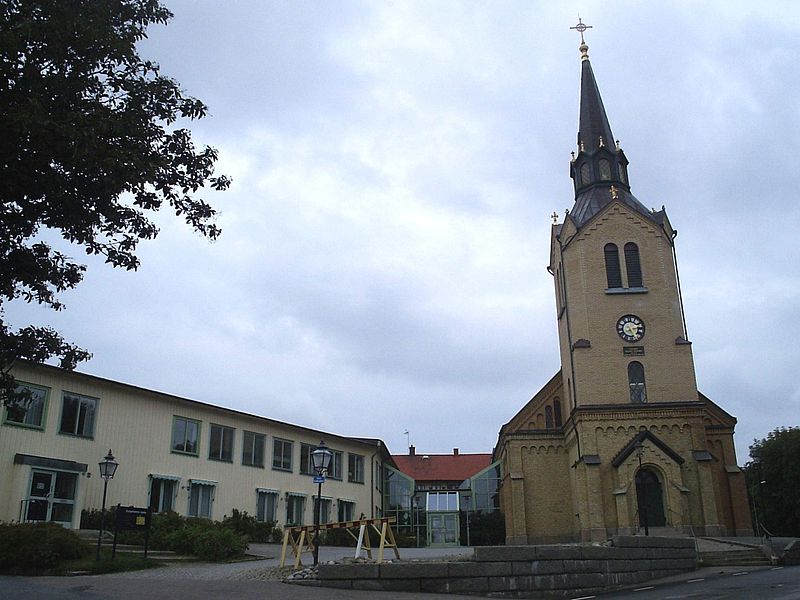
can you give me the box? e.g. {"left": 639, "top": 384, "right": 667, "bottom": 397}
{"left": 699, "top": 549, "right": 770, "bottom": 567}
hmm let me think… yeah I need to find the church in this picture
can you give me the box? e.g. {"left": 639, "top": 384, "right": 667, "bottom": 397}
{"left": 495, "top": 28, "right": 752, "bottom": 544}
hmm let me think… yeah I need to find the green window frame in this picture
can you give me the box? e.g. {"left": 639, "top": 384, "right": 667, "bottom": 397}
{"left": 3, "top": 382, "right": 49, "bottom": 430}
{"left": 208, "top": 424, "right": 234, "bottom": 462}
{"left": 242, "top": 431, "right": 265, "bottom": 467}
{"left": 300, "top": 443, "right": 315, "bottom": 475}
{"left": 172, "top": 416, "right": 201, "bottom": 456}
{"left": 348, "top": 453, "right": 365, "bottom": 484}
{"left": 59, "top": 391, "right": 97, "bottom": 438}
{"left": 272, "top": 438, "right": 293, "bottom": 471}
{"left": 329, "top": 450, "right": 343, "bottom": 480}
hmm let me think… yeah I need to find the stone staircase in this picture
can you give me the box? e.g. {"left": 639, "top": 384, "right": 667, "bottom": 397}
{"left": 697, "top": 537, "right": 772, "bottom": 567}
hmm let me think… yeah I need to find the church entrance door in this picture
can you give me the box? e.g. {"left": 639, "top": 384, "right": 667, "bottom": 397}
{"left": 635, "top": 468, "right": 666, "bottom": 528}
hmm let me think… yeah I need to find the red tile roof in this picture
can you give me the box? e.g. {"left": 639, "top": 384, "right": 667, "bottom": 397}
{"left": 392, "top": 452, "right": 492, "bottom": 483}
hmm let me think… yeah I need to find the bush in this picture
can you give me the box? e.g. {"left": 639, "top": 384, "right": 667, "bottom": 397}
{"left": 221, "top": 508, "right": 276, "bottom": 542}
{"left": 0, "top": 522, "right": 89, "bottom": 575}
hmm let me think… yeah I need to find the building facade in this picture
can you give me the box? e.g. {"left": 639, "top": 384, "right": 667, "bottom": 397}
{"left": 386, "top": 446, "right": 503, "bottom": 547}
{"left": 495, "top": 37, "right": 751, "bottom": 543}
{"left": 2, "top": 361, "right": 390, "bottom": 529}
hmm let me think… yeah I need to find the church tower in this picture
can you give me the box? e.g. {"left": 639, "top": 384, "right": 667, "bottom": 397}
{"left": 496, "top": 24, "right": 752, "bottom": 544}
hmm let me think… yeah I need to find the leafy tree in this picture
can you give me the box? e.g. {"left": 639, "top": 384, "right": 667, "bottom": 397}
{"left": 0, "top": 0, "right": 230, "bottom": 404}
{"left": 745, "top": 427, "right": 800, "bottom": 536}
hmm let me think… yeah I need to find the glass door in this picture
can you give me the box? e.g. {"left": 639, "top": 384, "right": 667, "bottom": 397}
{"left": 428, "top": 513, "right": 459, "bottom": 546}
{"left": 26, "top": 470, "right": 77, "bottom": 526}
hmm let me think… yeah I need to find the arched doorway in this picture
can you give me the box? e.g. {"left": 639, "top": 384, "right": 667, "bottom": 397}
{"left": 635, "top": 468, "right": 666, "bottom": 528}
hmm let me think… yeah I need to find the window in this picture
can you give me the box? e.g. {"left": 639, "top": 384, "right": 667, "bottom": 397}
{"left": 273, "top": 438, "right": 293, "bottom": 471}
{"left": 256, "top": 490, "right": 278, "bottom": 523}
{"left": 624, "top": 242, "right": 643, "bottom": 287}
{"left": 554, "top": 398, "right": 563, "bottom": 428}
{"left": 4, "top": 383, "right": 48, "bottom": 429}
{"left": 286, "top": 494, "right": 305, "bottom": 526}
{"left": 208, "top": 424, "right": 234, "bottom": 462}
{"left": 149, "top": 477, "right": 177, "bottom": 513}
{"left": 604, "top": 243, "right": 622, "bottom": 288}
{"left": 338, "top": 499, "right": 355, "bottom": 522}
{"left": 618, "top": 162, "right": 627, "bottom": 183}
{"left": 628, "top": 361, "right": 647, "bottom": 404}
{"left": 188, "top": 481, "right": 215, "bottom": 518}
{"left": 172, "top": 416, "right": 200, "bottom": 455}
{"left": 329, "top": 450, "right": 343, "bottom": 480}
{"left": 470, "top": 462, "right": 502, "bottom": 512}
{"left": 599, "top": 159, "right": 611, "bottom": 180}
{"left": 242, "top": 431, "right": 265, "bottom": 467}
{"left": 545, "top": 405, "right": 554, "bottom": 429}
{"left": 348, "top": 453, "right": 365, "bottom": 483}
{"left": 300, "top": 443, "right": 314, "bottom": 475}
{"left": 580, "top": 162, "right": 590, "bottom": 184}
{"left": 427, "top": 491, "right": 459, "bottom": 512}
{"left": 59, "top": 392, "right": 97, "bottom": 438}
{"left": 313, "top": 497, "right": 332, "bottom": 524}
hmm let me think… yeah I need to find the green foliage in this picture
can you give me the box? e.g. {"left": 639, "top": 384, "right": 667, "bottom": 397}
{"left": 221, "top": 508, "right": 276, "bottom": 542}
{"left": 467, "top": 510, "right": 506, "bottom": 546}
{"left": 0, "top": 522, "right": 88, "bottom": 575}
{"left": 746, "top": 427, "right": 800, "bottom": 536}
{"left": 79, "top": 509, "right": 248, "bottom": 560}
{"left": 0, "top": 0, "right": 229, "bottom": 399}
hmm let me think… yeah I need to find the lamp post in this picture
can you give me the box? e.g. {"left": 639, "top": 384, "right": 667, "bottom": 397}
{"left": 311, "top": 440, "right": 333, "bottom": 566}
{"left": 95, "top": 449, "right": 119, "bottom": 561}
{"left": 635, "top": 440, "right": 649, "bottom": 536}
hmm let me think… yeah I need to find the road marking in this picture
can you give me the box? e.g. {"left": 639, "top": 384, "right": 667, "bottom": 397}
{"left": 571, "top": 596, "right": 596, "bottom": 600}
{"left": 771, "top": 567, "right": 783, "bottom": 570}
{"left": 687, "top": 578, "right": 705, "bottom": 582}
{"left": 732, "top": 571, "right": 747, "bottom": 576}
{"left": 634, "top": 586, "right": 655, "bottom": 591}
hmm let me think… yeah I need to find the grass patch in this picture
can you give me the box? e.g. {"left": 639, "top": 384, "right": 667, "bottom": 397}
{"left": 56, "top": 550, "right": 164, "bottom": 575}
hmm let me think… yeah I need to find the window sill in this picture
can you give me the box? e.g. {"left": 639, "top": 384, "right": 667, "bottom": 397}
{"left": 58, "top": 431, "right": 94, "bottom": 440}
{"left": 2, "top": 421, "right": 45, "bottom": 431}
{"left": 208, "top": 457, "right": 233, "bottom": 463}
{"left": 242, "top": 462, "right": 265, "bottom": 469}
{"left": 272, "top": 466, "right": 293, "bottom": 473}
{"left": 605, "top": 286, "right": 648, "bottom": 295}
{"left": 348, "top": 480, "right": 365, "bottom": 485}
{"left": 171, "top": 450, "right": 200, "bottom": 458}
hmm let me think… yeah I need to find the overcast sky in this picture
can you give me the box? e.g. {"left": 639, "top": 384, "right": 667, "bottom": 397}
{"left": 8, "top": 1, "right": 800, "bottom": 461}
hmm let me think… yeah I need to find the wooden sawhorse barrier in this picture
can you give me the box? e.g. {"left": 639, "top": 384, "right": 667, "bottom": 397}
{"left": 280, "top": 516, "right": 399, "bottom": 568}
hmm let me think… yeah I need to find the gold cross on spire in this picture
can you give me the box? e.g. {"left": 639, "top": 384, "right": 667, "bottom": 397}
{"left": 570, "top": 16, "right": 592, "bottom": 60}
{"left": 570, "top": 16, "right": 592, "bottom": 44}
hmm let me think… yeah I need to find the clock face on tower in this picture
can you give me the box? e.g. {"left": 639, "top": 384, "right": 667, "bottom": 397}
{"left": 616, "top": 314, "right": 645, "bottom": 343}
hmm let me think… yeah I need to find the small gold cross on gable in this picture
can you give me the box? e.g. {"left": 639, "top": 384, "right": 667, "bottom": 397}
{"left": 551, "top": 211, "right": 559, "bottom": 224}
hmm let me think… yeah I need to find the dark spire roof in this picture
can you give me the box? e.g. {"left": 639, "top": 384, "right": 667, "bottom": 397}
{"left": 567, "top": 39, "right": 652, "bottom": 228}
{"left": 577, "top": 50, "right": 615, "bottom": 154}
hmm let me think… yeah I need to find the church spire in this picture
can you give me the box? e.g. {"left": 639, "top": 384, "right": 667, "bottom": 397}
{"left": 567, "top": 19, "right": 651, "bottom": 228}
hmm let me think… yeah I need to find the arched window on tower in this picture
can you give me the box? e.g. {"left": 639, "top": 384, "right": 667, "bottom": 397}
{"left": 624, "top": 242, "right": 643, "bottom": 287}
{"left": 628, "top": 361, "right": 647, "bottom": 404}
{"left": 553, "top": 398, "right": 562, "bottom": 427}
{"left": 580, "top": 163, "right": 590, "bottom": 185}
{"left": 598, "top": 159, "right": 611, "bottom": 180}
{"left": 604, "top": 243, "right": 622, "bottom": 288}
{"left": 545, "top": 405, "right": 554, "bottom": 429}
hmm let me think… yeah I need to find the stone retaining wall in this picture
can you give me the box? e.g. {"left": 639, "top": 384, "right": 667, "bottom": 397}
{"left": 313, "top": 536, "right": 697, "bottom": 597}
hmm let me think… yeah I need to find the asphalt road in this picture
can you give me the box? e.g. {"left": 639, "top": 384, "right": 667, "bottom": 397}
{"left": 593, "top": 565, "right": 800, "bottom": 600}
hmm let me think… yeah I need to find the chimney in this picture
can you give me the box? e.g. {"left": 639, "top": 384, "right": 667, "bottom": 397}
{"left": 409, "top": 445, "right": 415, "bottom": 456}
{"left": 453, "top": 448, "right": 459, "bottom": 456}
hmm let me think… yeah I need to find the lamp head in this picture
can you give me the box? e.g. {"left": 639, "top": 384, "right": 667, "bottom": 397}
{"left": 311, "top": 440, "right": 333, "bottom": 474}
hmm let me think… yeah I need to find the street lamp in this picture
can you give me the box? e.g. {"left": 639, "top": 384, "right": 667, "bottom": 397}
{"left": 95, "top": 449, "right": 119, "bottom": 561}
{"left": 635, "top": 440, "right": 649, "bottom": 536}
{"left": 311, "top": 441, "right": 333, "bottom": 566}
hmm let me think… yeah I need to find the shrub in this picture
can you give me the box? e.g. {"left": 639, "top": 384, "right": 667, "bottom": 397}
{"left": 0, "top": 522, "right": 88, "bottom": 575}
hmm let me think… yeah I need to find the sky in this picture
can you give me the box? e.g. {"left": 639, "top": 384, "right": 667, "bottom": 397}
{"left": 7, "top": 1, "right": 800, "bottom": 461}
